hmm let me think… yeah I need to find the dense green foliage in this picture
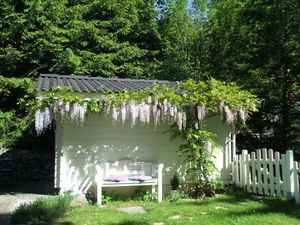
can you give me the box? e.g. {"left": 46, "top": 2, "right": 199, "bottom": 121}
{"left": 0, "top": 0, "right": 160, "bottom": 79}
{"left": 10, "top": 194, "right": 72, "bottom": 225}
{"left": 0, "top": 76, "right": 35, "bottom": 146}
{"left": 0, "top": 0, "right": 299, "bottom": 154}
{"left": 201, "top": 0, "right": 300, "bottom": 152}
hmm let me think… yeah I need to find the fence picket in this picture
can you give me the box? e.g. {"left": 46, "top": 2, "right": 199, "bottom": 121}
{"left": 246, "top": 154, "right": 251, "bottom": 192}
{"left": 250, "top": 152, "right": 256, "bottom": 193}
{"left": 274, "top": 152, "right": 281, "bottom": 197}
{"left": 262, "top": 148, "right": 268, "bottom": 195}
{"left": 268, "top": 149, "right": 275, "bottom": 196}
{"left": 256, "top": 149, "right": 263, "bottom": 194}
{"left": 233, "top": 149, "right": 300, "bottom": 204}
{"left": 235, "top": 155, "right": 240, "bottom": 186}
{"left": 281, "top": 154, "right": 287, "bottom": 197}
{"left": 294, "top": 162, "right": 300, "bottom": 204}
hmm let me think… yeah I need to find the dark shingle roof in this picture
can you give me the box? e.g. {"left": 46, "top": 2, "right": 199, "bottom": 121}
{"left": 37, "top": 74, "right": 178, "bottom": 93}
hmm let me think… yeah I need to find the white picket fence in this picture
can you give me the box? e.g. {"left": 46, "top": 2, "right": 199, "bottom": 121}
{"left": 233, "top": 149, "right": 300, "bottom": 204}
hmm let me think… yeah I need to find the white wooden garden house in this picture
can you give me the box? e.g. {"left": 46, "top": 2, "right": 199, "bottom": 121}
{"left": 36, "top": 74, "right": 236, "bottom": 199}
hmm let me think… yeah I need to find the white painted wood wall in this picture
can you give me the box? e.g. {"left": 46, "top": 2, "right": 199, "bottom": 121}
{"left": 234, "top": 149, "right": 300, "bottom": 204}
{"left": 54, "top": 113, "right": 233, "bottom": 194}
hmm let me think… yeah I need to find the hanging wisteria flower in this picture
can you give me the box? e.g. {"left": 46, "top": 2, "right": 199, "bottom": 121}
{"left": 194, "top": 122, "right": 199, "bottom": 130}
{"left": 218, "top": 101, "right": 225, "bottom": 112}
{"left": 65, "top": 102, "right": 70, "bottom": 113}
{"left": 130, "top": 104, "right": 138, "bottom": 127}
{"left": 204, "top": 141, "right": 212, "bottom": 152}
{"left": 238, "top": 107, "right": 248, "bottom": 122}
{"left": 78, "top": 102, "right": 88, "bottom": 123}
{"left": 139, "top": 102, "right": 149, "bottom": 124}
{"left": 43, "top": 107, "right": 52, "bottom": 129}
{"left": 154, "top": 96, "right": 158, "bottom": 106}
{"left": 197, "top": 106, "right": 207, "bottom": 121}
{"left": 70, "top": 102, "right": 81, "bottom": 120}
{"left": 177, "top": 111, "right": 183, "bottom": 131}
{"left": 112, "top": 107, "right": 119, "bottom": 123}
{"left": 224, "top": 105, "right": 234, "bottom": 123}
{"left": 53, "top": 100, "right": 59, "bottom": 113}
{"left": 145, "top": 104, "right": 151, "bottom": 124}
{"left": 147, "top": 96, "right": 152, "bottom": 104}
{"left": 58, "top": 99, "right": 64, "bottom": 109}
{"left": 121, "top": 105, "right": 127, "bottom": 125}
{"left": 163, "top": 99, "right": 168, "bottom": 115}
{"left": 182, "top": 111, "right": 187, "bottom": 129}
{"left": 35, "top": 109, "right": 44, "bottom": 135}
{"left": 154, "top": 109, "right": 161, "bottom": 127}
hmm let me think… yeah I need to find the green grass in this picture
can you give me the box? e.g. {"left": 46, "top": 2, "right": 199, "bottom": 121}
{"left": 56, "top": 193, "right": 300, "bottom": 225}
{"left": 10, "top": 193, "right": 72, "bottom": 225}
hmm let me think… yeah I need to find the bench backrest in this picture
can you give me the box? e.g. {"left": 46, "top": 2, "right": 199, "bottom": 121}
{"left": 104, "top": 160, "right": 155, "bottom": 177}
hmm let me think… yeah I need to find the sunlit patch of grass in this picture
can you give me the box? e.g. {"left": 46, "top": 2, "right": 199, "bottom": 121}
{"left": 56, "top": 193, "right": 300, "bottom": 225}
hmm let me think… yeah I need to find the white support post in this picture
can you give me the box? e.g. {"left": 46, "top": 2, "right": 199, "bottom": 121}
{"left": 95, "top": 165, "right": 103, "bottom": 205}
{"left": 157, "top": 163, "right": 164, "bottom": 203}
{"left": 286, "top": 150, "right": 294, "bottom": 199}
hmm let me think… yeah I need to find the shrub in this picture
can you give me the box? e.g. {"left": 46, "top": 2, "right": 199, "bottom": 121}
{"left": 10, "top": 194, "right": 72, "bottom": 225}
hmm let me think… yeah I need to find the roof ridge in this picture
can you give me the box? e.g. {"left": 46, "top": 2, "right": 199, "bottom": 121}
{"left": 39, "top": 74, "right": 177, "bottom": 83}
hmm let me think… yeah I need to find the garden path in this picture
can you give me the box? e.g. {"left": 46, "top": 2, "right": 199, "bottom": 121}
{"left": 0, "top": 193, "right": 48, "bottom": 225}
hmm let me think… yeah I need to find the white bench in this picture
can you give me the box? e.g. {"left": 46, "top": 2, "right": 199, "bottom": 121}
{"left": 95, "top": 160, "right": 164, "bottom": 205}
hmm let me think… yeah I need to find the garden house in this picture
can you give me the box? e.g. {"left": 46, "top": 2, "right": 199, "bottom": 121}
{"left": 36, "top": 74, "right": 239, "bottom": 197}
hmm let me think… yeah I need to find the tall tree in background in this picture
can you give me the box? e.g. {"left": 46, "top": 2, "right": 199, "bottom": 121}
{"left": 0, "top": 0, "right": 161, "bottom": 79}
{"left": 200, "top": 0, "right": 300, "bottom": 152}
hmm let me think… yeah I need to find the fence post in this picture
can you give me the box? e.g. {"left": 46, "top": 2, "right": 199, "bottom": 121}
{"left": 286, "top": 150, "right": 294, "bottom": 199}
{"left": 241, "top": 150, "right": 248, "bottom": 190}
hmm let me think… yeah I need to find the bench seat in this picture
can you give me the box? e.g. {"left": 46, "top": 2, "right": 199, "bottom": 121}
{"left": 95, "top": 160, "right": 163, "bottom": 205}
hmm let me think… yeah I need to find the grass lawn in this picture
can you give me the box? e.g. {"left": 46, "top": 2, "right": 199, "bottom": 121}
{"left": 56, "top": 193, "right": 300, "bottom": 225}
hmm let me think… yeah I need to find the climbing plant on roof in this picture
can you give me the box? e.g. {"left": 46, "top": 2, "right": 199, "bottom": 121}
{"left": 33, "top": 78, "right": 258, "bottom": 197}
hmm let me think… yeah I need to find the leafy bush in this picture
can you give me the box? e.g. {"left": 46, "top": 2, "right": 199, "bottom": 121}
{"left": 132, "top": 187, "right": 157, "bottom": 201}
{"left": 10, "top": 194, "right": 72, "bottom": 225}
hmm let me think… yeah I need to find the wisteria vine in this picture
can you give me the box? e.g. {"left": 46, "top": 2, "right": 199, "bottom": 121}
{"left": 34, "top": 79, "right": 258, "bottom": 135}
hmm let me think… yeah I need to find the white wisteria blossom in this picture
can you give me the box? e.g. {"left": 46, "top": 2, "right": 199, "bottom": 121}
{"left": 112, "top": 107, "right": 119, "bottom": 123}
{"left": 238, "top": 107, "right": 248, "bottom": 122}
{"left": 65, "top": 102, "right": 70, "bottom": 113}
{"left": 224, "top": 105, "right": 234, "bottom": 123}
{"left": 121, "top": 105, "right": 127, "bottom": 124}
{"left": 130, "top": 104, "right": 138, "bottom": 127}
{"left": 147, "top": 96, "right": 152, "bottom": 104}
{"left": 70, "top": 102, "right": 81, "bottom": 120}
{"left": 177, "top": 111, "right": 183, "bottom": 131}
{"left": 197, "top": 106, "right": 207, "bottom": 121}
{"left": 182, "top": 111, "right": 187, "bottom": 129}
{"left": 35, "top": 109, "right": 44, "bottom": 135}
{"left": 154, "top": 109, "right": 161, "bottom": 127}
{"left": 204, "top": 141, "right": 212, "bottom": 152}
{"left": 43, "top": 107, "right": 52, "bottom": 129}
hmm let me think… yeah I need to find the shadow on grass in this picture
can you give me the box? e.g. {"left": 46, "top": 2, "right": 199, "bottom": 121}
{"left": 108, "top": 220, "right": 151, "bottom": 225}
{"left": 178, "top": 192, "right": 300, "bottom": 221}
{"left": 224, "top": 197, "right": 300, "bottom": 221}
